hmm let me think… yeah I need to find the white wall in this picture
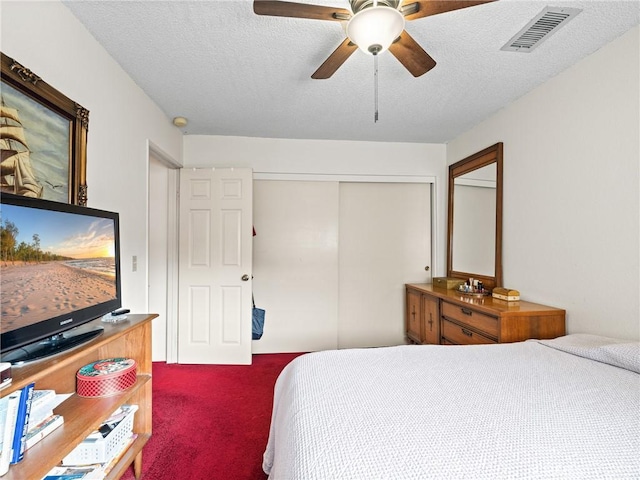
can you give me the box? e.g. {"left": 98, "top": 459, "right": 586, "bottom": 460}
{"left": 1, "top": 1, "right": 183, "bottom": 319}
{"left": 447, "top": 26, "right": 640, "bottom": 340}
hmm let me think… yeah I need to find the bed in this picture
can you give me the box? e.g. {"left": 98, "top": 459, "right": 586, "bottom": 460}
{"left": 263, "top": 334, "right": 640, "bottom": 479}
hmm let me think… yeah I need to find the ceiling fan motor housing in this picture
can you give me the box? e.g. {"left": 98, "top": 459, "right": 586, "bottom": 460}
{"left": 349, "top": 0, "right": 401, "bottom": 14}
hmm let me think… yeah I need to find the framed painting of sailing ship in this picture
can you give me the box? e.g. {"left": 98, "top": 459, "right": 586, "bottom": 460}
{"left": 1, "top": 52, "right": 88, "bottom": 205}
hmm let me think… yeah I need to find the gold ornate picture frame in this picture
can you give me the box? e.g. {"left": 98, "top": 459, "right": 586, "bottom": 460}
{"left": 1, "top": 52, "right": 88, "bottom": 205}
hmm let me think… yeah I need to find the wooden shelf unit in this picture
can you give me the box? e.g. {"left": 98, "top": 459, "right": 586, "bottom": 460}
{"left": 0, "top": 314, "right": 156, "bottom": 480}
{"left": 406, "top": 284, "right": 565, "bottom": 345}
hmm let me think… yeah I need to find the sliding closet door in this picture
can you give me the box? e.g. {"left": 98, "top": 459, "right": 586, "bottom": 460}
{"left": 251, "top": 180, "right": 339, "bottom": 353}
{"left": 252, "top": 179, "right": 431, "bottom": 352}
{"left": 338, "top": 183, "right": 432, "bottom": 348}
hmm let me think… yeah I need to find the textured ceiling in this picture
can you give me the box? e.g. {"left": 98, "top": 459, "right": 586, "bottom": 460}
{"left": 63, "top": 0, "right": 639, "bottom": 143}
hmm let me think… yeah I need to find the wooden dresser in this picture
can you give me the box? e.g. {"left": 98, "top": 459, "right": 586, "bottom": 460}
{"left": 406, "top": 283, "right": 565, "bottom": 345}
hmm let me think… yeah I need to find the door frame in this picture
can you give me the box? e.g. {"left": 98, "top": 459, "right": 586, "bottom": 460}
{"left": 147, "top": 140, "right": 181, "bottom": 363}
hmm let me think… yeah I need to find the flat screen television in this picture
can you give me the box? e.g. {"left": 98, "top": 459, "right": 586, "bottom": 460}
{"left": 0, "top": 193, "right": 122, "bottom": 364}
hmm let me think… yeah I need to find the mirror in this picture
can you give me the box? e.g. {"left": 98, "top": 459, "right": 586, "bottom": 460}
{"left": 447, "top": 143, "right": 503, "bottom": 290}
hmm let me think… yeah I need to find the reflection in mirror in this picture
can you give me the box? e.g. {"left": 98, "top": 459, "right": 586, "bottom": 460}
{"left": 452, "top": 164, "right": 496, "bottom": 276}
{"left": 447, "top": 143, "right": 503, "bottom": 290}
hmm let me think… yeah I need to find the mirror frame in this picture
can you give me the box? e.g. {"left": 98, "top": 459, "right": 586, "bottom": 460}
{"left": 447, "top": 142, "right": 503, "bottom": 290}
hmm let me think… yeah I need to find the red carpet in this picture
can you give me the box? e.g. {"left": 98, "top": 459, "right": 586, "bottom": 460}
{"left": 121, "top": 353, "right": 302, "bottom": 480}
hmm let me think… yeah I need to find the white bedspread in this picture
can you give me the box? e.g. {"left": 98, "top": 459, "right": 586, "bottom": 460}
{"left": 263, "top": 334, "right": 640, "bottom": 479}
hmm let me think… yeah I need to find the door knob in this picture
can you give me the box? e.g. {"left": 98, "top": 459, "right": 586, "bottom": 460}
{"left": 424, "top": 266, "right": 430, "bottom": 271}
{"left": 241, "top": 274, "right": 250, "bottom": 281}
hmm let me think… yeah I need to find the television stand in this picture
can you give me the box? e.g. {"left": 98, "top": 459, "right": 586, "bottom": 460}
{"left": 0, "top": 314, "right": 156, "bottom": 480}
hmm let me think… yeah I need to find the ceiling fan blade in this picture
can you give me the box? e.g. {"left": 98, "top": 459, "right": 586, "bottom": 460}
{"left": 401, "top": 0, "right": 496, "bottom": 21}
{"left": 311, "top": 38, "right": 358, "bottom": 79}
{"left": 388, "top": 30, "right": 437, "bottom": 77}
{"left": 253, "top": 1, "right": 351, "bottom": 21}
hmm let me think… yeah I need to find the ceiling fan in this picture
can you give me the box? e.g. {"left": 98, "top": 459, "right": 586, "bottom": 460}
{"left": 253, "top": 0, "right": 496, "bottom": 79}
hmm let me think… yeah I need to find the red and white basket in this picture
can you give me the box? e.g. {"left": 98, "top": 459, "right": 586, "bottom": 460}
{"left": 76, "top": 358, "right": 137, "bottom": 398}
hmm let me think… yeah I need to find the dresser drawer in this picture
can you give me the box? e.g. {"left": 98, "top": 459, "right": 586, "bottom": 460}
{"left": 441, "top": 301, "right": 498, "bottom": 338}
{"left": 442, "top": 319, "right": 497, "bottom": 345}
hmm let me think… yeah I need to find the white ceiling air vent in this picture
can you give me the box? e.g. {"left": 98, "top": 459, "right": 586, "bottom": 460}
{"left": 501, "top": 7, "right": 582, "bottom": 53}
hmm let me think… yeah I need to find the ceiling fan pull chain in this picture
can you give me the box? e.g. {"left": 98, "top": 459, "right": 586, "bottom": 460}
{"left": 374, "top": 54, "right": 379, "bottom": 123}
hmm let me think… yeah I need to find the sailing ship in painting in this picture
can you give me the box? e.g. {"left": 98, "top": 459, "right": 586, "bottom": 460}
{"left": 1, "top": 98, "right": 44, "bottom": 198}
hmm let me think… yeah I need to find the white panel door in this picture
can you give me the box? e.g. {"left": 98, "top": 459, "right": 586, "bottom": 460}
{"left": 178, "top": 168, "right": 253, "bottom": 364}
{"left": 338, "top": 183, "right": 431, "bottom": 348}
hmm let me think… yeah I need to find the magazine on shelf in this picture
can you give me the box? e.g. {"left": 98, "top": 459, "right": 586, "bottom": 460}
{"left": 41, "top": 464, "right": 105, "bottom": 480}
{"left": 0, "top": 390, "right": 22, "bottom": 475}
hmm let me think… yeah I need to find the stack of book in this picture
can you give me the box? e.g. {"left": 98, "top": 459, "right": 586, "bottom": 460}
{"left": 25, "top": 390, "right": 69, "bottom": 450}
{"left": 0, "top": 385, "right": 68, "bottom": 476}
{"left": 41, "top": 405, "right": 138, "bottom": 480}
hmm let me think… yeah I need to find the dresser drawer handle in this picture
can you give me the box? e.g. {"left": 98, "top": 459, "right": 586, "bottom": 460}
{"left": 461, "top": 328, "right": 473, "bottom": 337}
{"left": 461, "top": 308, "right": 473, "bottom": 316}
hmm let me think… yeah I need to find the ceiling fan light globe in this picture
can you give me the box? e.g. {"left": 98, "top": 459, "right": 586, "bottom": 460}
{"left": 347, "top": 6, "right": 404, "bottom": 55}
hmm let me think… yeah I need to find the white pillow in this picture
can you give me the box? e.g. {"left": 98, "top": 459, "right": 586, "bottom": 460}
{"left": 536, "top": 334, "right": 640, "bottom": 374}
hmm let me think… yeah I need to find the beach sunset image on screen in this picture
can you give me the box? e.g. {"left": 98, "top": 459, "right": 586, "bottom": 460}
{"left": 1, "top": 203, "right": 117, "bottom": 335}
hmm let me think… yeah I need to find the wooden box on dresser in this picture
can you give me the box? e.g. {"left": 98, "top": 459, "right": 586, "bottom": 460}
{"left": 0, "top": 314, "right": 156, "bottom": 480}
{"left": 406, "top": 284, "right": 565, "bottom": 345}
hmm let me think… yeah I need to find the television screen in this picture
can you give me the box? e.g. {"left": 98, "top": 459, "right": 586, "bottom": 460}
{"left": 1, "top": 193, "right": 121, "bottom": 363}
